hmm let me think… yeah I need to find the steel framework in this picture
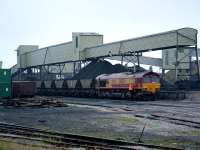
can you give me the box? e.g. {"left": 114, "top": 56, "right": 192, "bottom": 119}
{"left": 11, "top": 28, "right": 199, "bottom": 81}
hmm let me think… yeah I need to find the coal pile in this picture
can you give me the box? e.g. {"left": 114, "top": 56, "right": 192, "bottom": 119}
{"left": 72, "top": 60, "right": 145, "bottom": 79}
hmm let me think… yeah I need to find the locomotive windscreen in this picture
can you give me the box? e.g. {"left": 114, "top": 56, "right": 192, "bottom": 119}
{"left": 99, "top": 80, "right": 107, "bottom": 87}
{"left": 143, "top": 75, "right": 160, "bottom": 83}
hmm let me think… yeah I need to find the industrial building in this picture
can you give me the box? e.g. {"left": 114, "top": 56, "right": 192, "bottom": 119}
{"left": 11, "top": 27, "right": 199, "bottom": 82}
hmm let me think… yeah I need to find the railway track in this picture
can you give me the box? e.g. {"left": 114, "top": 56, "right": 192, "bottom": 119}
{"left": 0, "top": 122, "right": 181, "bottom": 150}
{"left": 63, "top": 100, "right": 197, "bottom": 110}
{"left": 151, "top": 114, "right": 200, "bottom": 129}
{"left": 135, "top": 114, "right": 200, "bottom": 129}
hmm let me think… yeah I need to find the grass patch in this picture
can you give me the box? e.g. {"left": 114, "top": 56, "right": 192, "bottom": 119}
{"left": 148, "top": 139, "right": 179, "bottom": 147}
{"left": 190, "top": 129, "right": 200, "bottom": 136}
{"left": 175, "top": 129, "right": 200, "bottom": 136}
{"left": 0, "top": 143, "right": 5, "bottom": 150}
{"left": 117, "top": 116, "right": 139, "bottom": 124}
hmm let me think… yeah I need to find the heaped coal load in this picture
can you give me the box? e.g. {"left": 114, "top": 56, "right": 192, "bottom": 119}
{"left": 72, "top": 60, "right": 127, "bottom": 79}
{"left": 72, "top": 60, "right": 145, "bottom": 79}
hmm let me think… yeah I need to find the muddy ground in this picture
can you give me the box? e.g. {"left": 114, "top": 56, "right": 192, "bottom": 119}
{"left": 0, "top": 91, "right": 200, "bottom": 149}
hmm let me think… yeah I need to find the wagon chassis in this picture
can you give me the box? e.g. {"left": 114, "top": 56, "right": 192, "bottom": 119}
{"left": 36, "top": 83, "right": 185, "bottom": 101}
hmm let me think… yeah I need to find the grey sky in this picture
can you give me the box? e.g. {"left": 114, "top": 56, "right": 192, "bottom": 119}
{"left": 0, "top": 0, "right": 200, "bottom": 68}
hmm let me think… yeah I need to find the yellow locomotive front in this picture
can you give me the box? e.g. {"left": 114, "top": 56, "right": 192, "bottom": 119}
{"left": 141, "top": 72, "right": 160, "bottom": 93}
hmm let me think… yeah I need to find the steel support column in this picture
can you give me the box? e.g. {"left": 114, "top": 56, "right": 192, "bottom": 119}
{"left": 195, "top": 33, "right": 200, "bottom": 80}
{"left": 121, "top": 55, "right": 124, "bottom": 65}
{"left": 175, "top": 32, "right": 179, "bottom": 81}
{"left": 137, "top": 52, "right": 140, "bottom": 68}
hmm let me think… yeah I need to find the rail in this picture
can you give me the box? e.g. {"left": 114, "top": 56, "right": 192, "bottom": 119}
{"left": 0, "top": 122, "right": 181, "bottom": 150}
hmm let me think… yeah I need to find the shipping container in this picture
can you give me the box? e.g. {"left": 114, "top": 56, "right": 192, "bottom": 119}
{"left": 0, "top": 69, "right": 11, "bottom": 83}
{"left": 12, "top": 81, "right": 36, "bottom": 97}
{"left": 0, "top": 69, "right": 11, "bottom": 98}
{"left": 0, "top": 83, "right": 11, "bottom": 98}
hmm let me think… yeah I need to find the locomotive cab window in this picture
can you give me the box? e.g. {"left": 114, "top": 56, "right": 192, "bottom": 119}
{"left": 143, "top": 75, "right": 159, "bottom": 83}
{"left": 143, "top": 76, "right": 151, "bottom": 83}
{"left": 151, "top": 76, "right": 160, "bottom": 83}
{"left": 99, "top": 80, "right": 107, "bottom": 87}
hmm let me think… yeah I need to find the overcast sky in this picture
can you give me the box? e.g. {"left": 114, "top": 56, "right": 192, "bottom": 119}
{"left": 0, "top": 0, "right": 200, "bottom": 68}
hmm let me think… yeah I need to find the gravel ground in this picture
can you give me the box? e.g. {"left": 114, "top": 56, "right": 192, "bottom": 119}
{"left": 0, "top": 91, "right": 200, "bottom": 149}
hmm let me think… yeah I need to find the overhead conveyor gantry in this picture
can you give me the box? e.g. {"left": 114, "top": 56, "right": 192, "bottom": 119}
{"left": 81, "top": 27, "right": 198, "bottom": 79}
{"left": 12, "top": 27, "right": 199, "bottom": 80}
{"left": 81, "top": 28, "right": 197, "bottom": 58}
